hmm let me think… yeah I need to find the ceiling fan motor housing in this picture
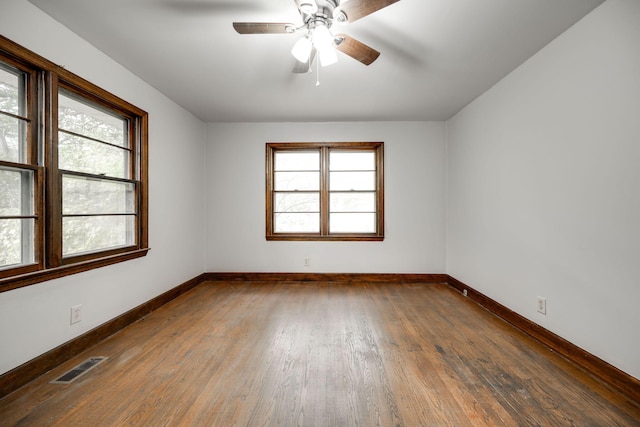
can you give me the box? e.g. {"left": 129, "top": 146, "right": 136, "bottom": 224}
{"left": 298, "top": 0, "right": 343, "bottom": 23}
{"left": 296, "top": 1, "right": 318, "bottom": 15}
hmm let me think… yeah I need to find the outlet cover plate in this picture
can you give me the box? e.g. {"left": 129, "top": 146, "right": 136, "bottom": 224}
{"left": 70, "top": 304, "right": 82, "bottom": 324}
{"left": 536, "top": 297, "right": 547, "bottom": 315}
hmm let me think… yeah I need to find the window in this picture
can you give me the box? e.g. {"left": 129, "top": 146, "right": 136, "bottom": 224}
{"left": 0, "top": 54, "right": 41, "bottom": 278}
{"left": 266, "top": 142, "right": 384, "bottom": 241}
{"left": 0, "top": 36, "right": 148, "bottom": 292}
{"left": 57, "top": 87, "right": 139, "bottom": 261}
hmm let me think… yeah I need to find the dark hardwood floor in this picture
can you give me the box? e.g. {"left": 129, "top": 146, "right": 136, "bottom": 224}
{"left": 1, "top": 281, "right": 638, "bottom": 426}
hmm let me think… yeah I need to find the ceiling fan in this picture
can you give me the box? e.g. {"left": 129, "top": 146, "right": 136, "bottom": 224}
{"left": 233, "top": 0, "right": 401, "bottom": 73}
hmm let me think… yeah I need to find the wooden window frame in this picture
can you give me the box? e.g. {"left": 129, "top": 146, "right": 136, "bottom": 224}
{"left": 0, "top": 35, "right": 148, "bottom": 293}
{"left": 266, "top": 141, "right": 384, "bottom": 241}
{"left": 0, "top": 52, "right": 43, "bottom": 279}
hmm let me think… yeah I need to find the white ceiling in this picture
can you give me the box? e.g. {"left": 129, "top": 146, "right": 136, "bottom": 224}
{"left": 27, "top": 0, "right": 604, "bottom": 123}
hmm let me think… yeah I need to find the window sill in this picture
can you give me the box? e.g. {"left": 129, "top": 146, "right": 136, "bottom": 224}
{"left": 0, "top": 248, "right": 150, "bottom": 293}
{"left": 266, "top": 235, "right": 384, "bottom": 241}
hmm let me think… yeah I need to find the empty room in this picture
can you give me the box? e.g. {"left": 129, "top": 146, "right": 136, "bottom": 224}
{"left": 1, "top": 0, "right": 639, "bottom": 425}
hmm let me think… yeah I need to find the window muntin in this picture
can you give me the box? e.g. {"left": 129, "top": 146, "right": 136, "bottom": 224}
{"left": 266, "top": 142, "right": 384, "bottom": 241}
{"left": 0, "top": 35, "right": 148, "bottom": 292}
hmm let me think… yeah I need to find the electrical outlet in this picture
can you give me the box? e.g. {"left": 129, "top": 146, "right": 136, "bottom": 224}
{"left": 70, "top": 304, "right": 82, "bottom": 325}
{"left": 304, "top": 257, "right": 310, "bottom": 267}
{"left": 536, "top": 297, "right": 547, "bottom": 315}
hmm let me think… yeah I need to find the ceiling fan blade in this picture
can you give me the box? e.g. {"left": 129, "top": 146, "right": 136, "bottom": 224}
{"left": 334, "top": 34, "right": 380, "bottom": 65}
{"left": 233, "top": 22, "right": 296, "bottom": 34}
{"left": 292, "top": 48, "right": 317, "bottom": 73}
{"left": 337, "top": 0, "right": 401, "bottom": 23}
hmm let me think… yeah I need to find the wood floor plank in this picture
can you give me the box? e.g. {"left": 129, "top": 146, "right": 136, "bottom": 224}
{"left": 1, "top": 281, "right": 638, "bottom": 426}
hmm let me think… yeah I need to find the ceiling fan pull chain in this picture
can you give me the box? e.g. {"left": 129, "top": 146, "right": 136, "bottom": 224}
{"left": 316, "top": 56, "right": 321, "bottom": 86}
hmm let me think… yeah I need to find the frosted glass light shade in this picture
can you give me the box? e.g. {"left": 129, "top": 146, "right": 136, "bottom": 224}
{"left": 319, "top": 47, "right": 338, "bottom": 66}
{"left": 313, "top": 24, "right": 337, "bottom": 67}
{"left": 291, "top": 36, "right": 312, "bottom": 63}
{"left": 313, "top": 24, "right": 334, "bottom": 51}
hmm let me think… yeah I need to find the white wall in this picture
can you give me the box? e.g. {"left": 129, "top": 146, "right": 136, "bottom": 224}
{"left": 446, "top": 0, "right": 640, "bottom": 379}
{"left": 0, "top": 1, "right": 206, "bottom": 374}
{"left": 205, "top": 122, "right": 446, "bottom": 274}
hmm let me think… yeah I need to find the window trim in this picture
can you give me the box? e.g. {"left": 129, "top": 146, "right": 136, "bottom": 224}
{"left": 0, "top": 35, "right": 149, "bottom": 293}
{"left": 266, "top": 141, "right": 384, "bottom": 241}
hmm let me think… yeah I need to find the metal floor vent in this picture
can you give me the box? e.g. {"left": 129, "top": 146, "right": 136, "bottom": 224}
{"left": 50, "top": 356, "right": 108, "bottom": 384}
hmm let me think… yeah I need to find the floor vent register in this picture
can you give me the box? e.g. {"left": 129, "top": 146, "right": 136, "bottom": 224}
{"left": 50, "top": 356, "right": 108, "bottom": 384}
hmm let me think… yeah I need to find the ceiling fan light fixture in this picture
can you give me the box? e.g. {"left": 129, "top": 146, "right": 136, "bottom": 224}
{"left": 236, "top": 0, "right": 389, "bottom": 75}
{"left": 291, "top": 36, "right": 313, "bottom": 63}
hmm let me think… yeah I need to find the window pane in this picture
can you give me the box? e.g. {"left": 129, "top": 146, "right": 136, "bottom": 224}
{"left": 274, "top": 171, "right": 319, "bottom": 191}
{"left": 0, "top": 115, "right": 26, "bottom": 163}
{"left": 274, "top": 213, "right": 319, "bottom": 233}
{"left": 275, "top": 192, "right": 319, "bottom": 213}
{"left": 59, "top": 133, "right": 129, "bottom": 178}
{"left": 330, "top": 171, "right": 376, "bottom": 191}
{"left": 330, "top": 151, "right": 375, "bottom": 171}
{"left": 0, "top": 63, "right": 27, "bottom": 163}
{"left": 59, "top": 91, "right": 127, "bottom": 147}
{"left": 0, "top": 66, "right": 23, "bottom": 116}
{"left": 63, "top": 215, "right": 135, "bottom": 256}
{"left": 0, "top": 168, "right": 33, "bottom": 216}
{"left": 0, "top": 218, "right": 34, "bottom": 268}
{"left": 330, "top": 192, "right": 375, "bottom": 213}
{"left": 330, "top": 213, "right": 376, "bottom": 233}
{"left": 275, "top": 151, "right": 319, "bottom": 171}
{"left": 63, "top": 175, "right": 135, "bottom": 215}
